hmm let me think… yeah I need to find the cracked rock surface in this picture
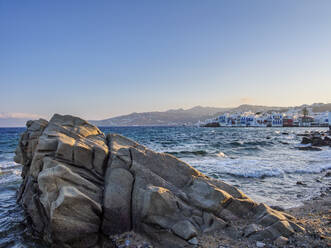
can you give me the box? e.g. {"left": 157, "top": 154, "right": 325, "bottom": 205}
{"left": 14, "top": 114, "right": 305, "bottom": 247}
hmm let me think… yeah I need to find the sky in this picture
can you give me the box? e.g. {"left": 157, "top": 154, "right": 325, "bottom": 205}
{"left": 1, "top": 0, "right": 331, "bottom": 120}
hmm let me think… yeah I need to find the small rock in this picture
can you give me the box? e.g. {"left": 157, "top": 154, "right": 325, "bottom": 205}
{"left": 244, "top": 224, "right": 260, "bottom": 237}
{"left": 296, "top": 181, "right": 306, "bottom": 186}
{"left": 312, "top": 132, "right": 321, "bottom": 138}
{"left": 141, "top": 242, "right": 153, "bottom": 248}
{"left": 325, "top": 171, "right": 331, "bottom": 177}
{"left": 312, "top": 137, "right": 327, "bottom": 146}
{"left": 324, "top": 136, "right": 331, "bottom": 143}
{"left": 270, "top": 205, "right": 285, "bottom": 211}
{"left": 301, "top": 136, "right": 312, "bottom": 144}
{"left": 256, "top": 241, "right": 265, "bottom": 247}
{"left": 274, "top": 236, "right": 289, "bottom": 246}
{"left": 188, "top": 237, "right": 198, "bottom": 245}
{"left": 297, "top": 133, "right": 310, "bottom": 137}
{"left": 171, "top": 220, "right": 197, "bottom": 240}
{"left": 297, "top": 146, "right": 322, "bottom": 151}
{"left": 226, "top": 226, "right": 240, "bottom": 239}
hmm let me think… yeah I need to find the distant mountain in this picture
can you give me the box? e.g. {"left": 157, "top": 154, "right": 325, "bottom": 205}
{"left": 224, "top": 104, "right": 289, "bottom": 114}
{"left": 0, "top": 113, "right": 44, "bottom": 127}
{"left": 310, "top": 103, "right": 331, "bottom": 113}
{"left": 2, "top": 103, "right": 330, "bottom": 127}
{"left": 90, "top": 103, "right": 331, "bottom": 127}
{"left": 89, "top": 106, "right": 229, "bottom": 126}
{"left": 0, "top": 118, "right": 29, "bottom": 127}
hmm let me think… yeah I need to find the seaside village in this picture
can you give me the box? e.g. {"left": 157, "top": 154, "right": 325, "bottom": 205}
{"left": 199, "top": 108, "right": 331, "bottom": 128}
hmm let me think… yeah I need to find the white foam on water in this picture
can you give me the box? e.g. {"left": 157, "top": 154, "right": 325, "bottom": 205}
{"left": 0, "top": 159, "right": 21, "bottom": 183}
{"left": 185, "top": 147, "right": 331, "bottom": 178}
{"left": 187, "top": 157, "right": 285, "bottom": 178}
{"left": 0, "top": 160, "right": 18, "bottom": 169}
{"left": 216, "top": 151, "right": 227, "bottom": 158}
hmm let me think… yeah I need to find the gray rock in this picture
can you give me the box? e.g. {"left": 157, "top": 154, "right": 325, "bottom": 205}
{"left": 244, "top": 224, "right": 260, "bottom": 237}
{"left": 102, "top": 167, "right": 134, "bottom": 235}
{"left": 297, "top": 146, "right": 322, "bottom": 151}
{"left": 14, "top": 114, "right": 306, "bottom": 248}
{"left": 274, "top": 236, "right": 288, "bottom": 246}
{"left": 256, "top": 241, "right": 265, "bottom": 247}
{"left": 187, "top": 177, "right": 231, "bottom": 212}
{"left": 171, "top": 220, "right": 197, "bottom": 240}
{"left": 188, "top": 237, "right": 198, "bottom": 245}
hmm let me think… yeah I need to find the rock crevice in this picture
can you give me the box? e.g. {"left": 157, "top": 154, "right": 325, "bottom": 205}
{"left": 15, "top": 114, "right": 305, "bottom": 247}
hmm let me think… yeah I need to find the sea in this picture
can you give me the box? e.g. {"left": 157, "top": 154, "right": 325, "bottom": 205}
{"left": 0, "top": 126, "right": 331, "bottom": 247}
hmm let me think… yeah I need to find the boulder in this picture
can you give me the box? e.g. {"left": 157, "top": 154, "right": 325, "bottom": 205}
{"left": 15, "top": 114, "right": 306, "bottom": 247}
{"left": 301, "top": 136, "right": 312, "bottom": 144}
{"left": 203, "top": 122, "right": 220, "bottom": 127}
{"left": 244, "top": 223, "right": 261, "bottom": 237}
{"left": 301, "top": 135, "right": 331, "bottom": 147}
{"left": 311, "top": 137, "right": 327, "bottom": 146}
{"left": 324, "top": 136, "right": 331, "bottom": 145}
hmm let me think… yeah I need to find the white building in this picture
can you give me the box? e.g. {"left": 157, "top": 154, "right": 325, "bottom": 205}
{"left": 271, "top": 113, "right": 283, "bottom": 127}
{"left": 199, "top": 109, "right": 330, "bottom": 128}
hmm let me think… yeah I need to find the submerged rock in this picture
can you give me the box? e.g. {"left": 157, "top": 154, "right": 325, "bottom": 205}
{"left": 15, "top": 114, "right": 306, "bottom": 247}
{"left": 202, "top": 122, "right": 220, "bottom": 127}
{"left": 297, "top": 146, "right": 322, "bottom": 151}
{"left": 300, "top": 134, "right": 331, "bottom": 147}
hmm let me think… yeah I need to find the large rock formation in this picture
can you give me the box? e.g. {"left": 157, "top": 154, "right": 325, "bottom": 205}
{"left": 15, "top": 114, "right": 305, "bottom": 247}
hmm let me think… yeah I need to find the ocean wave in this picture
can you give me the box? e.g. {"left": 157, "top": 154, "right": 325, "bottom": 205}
{"left": 286, "top": 163, "right": 331, "bottom": 174}
{"left": 184, "top": 149, "right": 331, "bottom": 178}
{"left": 0, "top": 161, "right": 19, "bottom": 169}
{"left": 216, "top": 152, "right": 227, "bottom": 158}
{"left": 229, "top": 141, "right": 244, "bottom": 146}
{"left": 223, "top": 169, "right": 283, "bottom": 178}
{"left": 165, "top": 150, "right": 209, "bottom": 156}
{"left": 243, "top": 140, "right": 274, "bottom": 146}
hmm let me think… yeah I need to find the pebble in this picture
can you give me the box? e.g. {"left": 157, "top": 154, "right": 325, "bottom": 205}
{"left": 244, "top": 224, "right": 259, "bottom": 237}
{"left": 256, "top": 241, "right": 265, "bottom": 247}
{"left": 188, "top": 237, "right": 198, "bottom": 245}
{"left": 296, "top": 181, "right": 306, "bottom": 186}
{"left": 270, "top": 205, "right": 285, "bottom": 211}
{"left": 274, "top": 236, "right": 289, "bottom": 246}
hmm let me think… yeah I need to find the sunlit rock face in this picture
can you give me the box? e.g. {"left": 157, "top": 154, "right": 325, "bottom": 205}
{"left": 15, "top": 114, "right": 305, "bottom": 247}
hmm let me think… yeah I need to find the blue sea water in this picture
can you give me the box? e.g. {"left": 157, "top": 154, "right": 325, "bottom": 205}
{"left": 0, "top": 126, "right": 331, "bottom": 247}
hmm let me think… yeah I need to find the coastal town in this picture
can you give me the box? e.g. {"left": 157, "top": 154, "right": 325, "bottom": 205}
{"left": 199, "top": 107, "right": 331, "bottom": 128}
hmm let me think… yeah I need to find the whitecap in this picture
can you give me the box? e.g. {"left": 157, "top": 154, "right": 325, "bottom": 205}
{"left": 217, "top": 152, "right": 227, "bottom": 158}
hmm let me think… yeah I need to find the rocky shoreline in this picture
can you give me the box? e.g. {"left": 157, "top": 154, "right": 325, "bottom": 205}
{"left": 14, "top": 114, "right": 329, "bottom": 248}
{"left": 109, "top": 171, "right": 331, "bottom": 248}
{"left": 105, "top": 191, "right": 331, "bottom": 248}
{"left": 297, "top": 130, "right": 331, "bottom": 151}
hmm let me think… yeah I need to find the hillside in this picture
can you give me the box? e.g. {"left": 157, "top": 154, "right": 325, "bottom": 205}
{"left": 89, "top": 103, "right": 331, "bottom": 127}
{"left": 89, "top": 106, "right": 229, "bottom": 126}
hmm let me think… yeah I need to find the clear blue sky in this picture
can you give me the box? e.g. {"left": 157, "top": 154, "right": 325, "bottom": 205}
{"left": 1, "top": 0, "right": 331, "bottom": 120}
